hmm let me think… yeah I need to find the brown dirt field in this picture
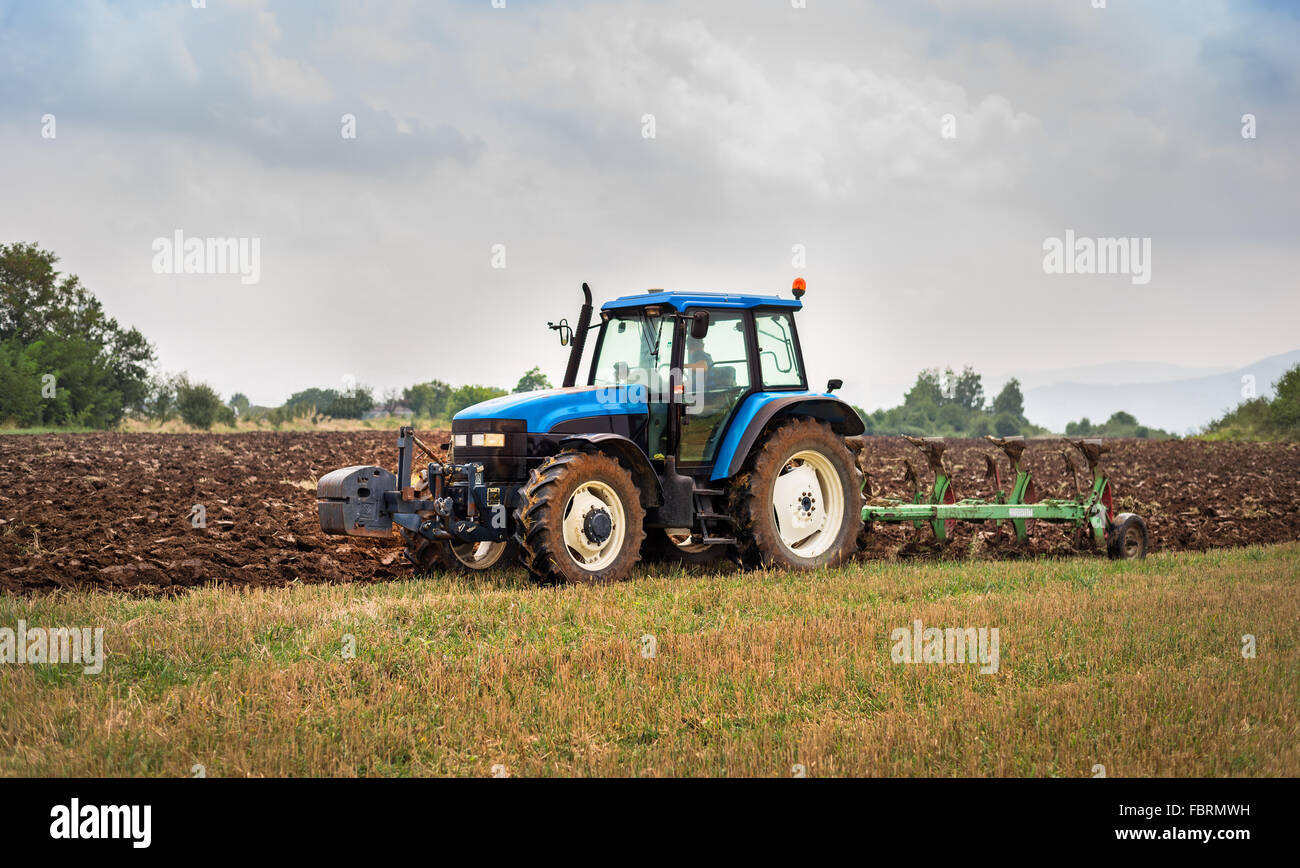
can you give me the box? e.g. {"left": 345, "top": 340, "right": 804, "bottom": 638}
{"left": 1, "top": 432, "right": 1298, "bottom": 594}
{"left": 859, "top": 436, "right": 1300, "bottom": 560}
{"left": 0, "top": 431, "right": 447, "bottom": 594}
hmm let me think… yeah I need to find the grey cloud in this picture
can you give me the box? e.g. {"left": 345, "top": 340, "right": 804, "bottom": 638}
{"left": 0, "top": 0, "right": 1296, "bottom": 417}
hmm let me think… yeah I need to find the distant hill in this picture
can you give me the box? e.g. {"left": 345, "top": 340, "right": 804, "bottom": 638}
{"left": 1006, "top": 360, "right": 1233, "bottom": 389}
{"left": 1022, "top": 350, "right": 1300, "bottom": 434}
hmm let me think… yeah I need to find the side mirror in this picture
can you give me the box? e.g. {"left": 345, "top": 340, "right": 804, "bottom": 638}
{"left": 614, "top": 362, "right": 630, "bottom": 382}
{"left": 827, "top": 378, "right": 843, "bottom": 393}
{"left": 548, "top": 318, "right": 573, "bottom": 347}
{"left": 690, "top": 310, "right": 710, "bottom": 340}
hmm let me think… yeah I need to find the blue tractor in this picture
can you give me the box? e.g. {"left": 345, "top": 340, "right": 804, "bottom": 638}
{"left": 317, "top": 279, "right": 866, "bottom": 584}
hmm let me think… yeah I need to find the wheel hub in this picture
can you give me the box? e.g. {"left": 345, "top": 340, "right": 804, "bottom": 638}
{"left": 771, "top": 450, "right": 844, "bottom": 559}
{"left": 561, "top": 480, "right": 628, "bottom": 570}
{"left": 582, "top": 507, "right": 613, "bottom": 545}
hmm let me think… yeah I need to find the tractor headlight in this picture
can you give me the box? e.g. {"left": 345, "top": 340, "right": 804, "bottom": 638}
{"left": 457, "top": 433, "right": 505, "bottom": 448}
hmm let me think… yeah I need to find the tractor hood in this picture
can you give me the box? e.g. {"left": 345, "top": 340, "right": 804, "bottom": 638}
{"left": 453, "top": 386, "right": 647, "bottom": 433}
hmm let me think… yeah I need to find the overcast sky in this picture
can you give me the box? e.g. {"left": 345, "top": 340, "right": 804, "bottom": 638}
{"left": 1, "top": 0, "right": 1297, "bottom": 411}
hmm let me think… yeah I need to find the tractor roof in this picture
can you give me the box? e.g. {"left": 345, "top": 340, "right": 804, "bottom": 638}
{"left": 601, "top": 290, "right": 801, "bottom": 313}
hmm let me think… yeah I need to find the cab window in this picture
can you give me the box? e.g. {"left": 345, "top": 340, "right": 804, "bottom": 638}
{"left": 756, "top": 311, "right": 803, "bottom": 388}
{"left": 591, "top": 309, "right": 673, "bottom": 391}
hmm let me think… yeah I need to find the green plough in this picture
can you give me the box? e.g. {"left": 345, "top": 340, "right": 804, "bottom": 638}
{"left": 856, "top": 435, "right": 1148, "bottom": 559}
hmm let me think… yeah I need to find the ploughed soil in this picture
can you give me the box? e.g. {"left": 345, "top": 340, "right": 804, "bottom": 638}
{"left": 0, "top": 431, "right": 444, "bottom": 594}
{"left": 857, "top": 437, "right": 1300, "bottom": 561}
{"left": 1, "top": 432, "right": 1298, "bottom": 593}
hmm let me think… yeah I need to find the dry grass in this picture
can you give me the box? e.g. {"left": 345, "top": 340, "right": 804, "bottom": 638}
{"left": 111, "top": 414, "right": 444, "bottom": 435}
{"left": 1, "top": 544, "right": 1297, "bottom": 777}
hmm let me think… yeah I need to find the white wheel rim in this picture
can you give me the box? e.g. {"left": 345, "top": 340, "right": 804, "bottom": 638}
{"left": 451, "top": 540, "right": 509, "bottom": 570}
{"left": 562, "top": 480, "right": 627, "bottom": 571}
{"left": 771, "top": 448, "right": 844, "bottom": 559}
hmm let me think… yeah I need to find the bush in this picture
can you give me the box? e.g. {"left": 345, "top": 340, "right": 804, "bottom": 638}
{"left": 176, "top": 378, "right": 225, "bottom": 430}
{"left": 404, "top": 380, "right": 452, "bottom": 420}
{"left": 1203, "top": 364, "right": 1300, "bottom": 440}
{"left": 1065, "top": 411, "right": 1172, "bottom": 440}
{"left": 446, "top": 384, "right": 507, "bottom": 417}
{"left": 513, "top": 366, "right": 553, "bottom": 393}
{"left": 327, "top": 386, "right": 374, "bottom": 419}
{"left": 285, "top": 387, "right": 340, "bottom": 417}
{"left": 140, "top": 373, "right": 182, "bottom": 422}
{"left": 282, "top": 385, "right": 373, "bottom": 419}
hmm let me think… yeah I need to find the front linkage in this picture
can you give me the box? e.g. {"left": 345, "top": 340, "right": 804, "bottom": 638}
{"left": 317, "top": 426, "right": 515, "bottom": 546}
{"left": 860, "top": 435, "right": 1148, "bottom": 559}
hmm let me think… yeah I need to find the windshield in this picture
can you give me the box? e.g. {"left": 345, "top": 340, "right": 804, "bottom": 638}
{"left": 590, "top": 308, "right": 674, "bottom": 389}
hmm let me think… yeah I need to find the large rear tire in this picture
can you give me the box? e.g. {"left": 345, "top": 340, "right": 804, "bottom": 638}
{"left": 514, "top": 451, "right": 647, "bottom": 584}
{"left": 729, "top": 417, "right": 862, "bottom": 570}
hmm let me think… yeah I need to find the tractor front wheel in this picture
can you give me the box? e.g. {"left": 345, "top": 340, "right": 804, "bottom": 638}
{"left": 514, "top": 451, "right": 647, "bottom": 584}
{"left": 730, "top": 418, "right": 862, "bottom": 571}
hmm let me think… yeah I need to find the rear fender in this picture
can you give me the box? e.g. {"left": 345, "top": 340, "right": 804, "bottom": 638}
{"left": 711, "top": 393, "right": 865, "bottom": 481}
{"left": 556, "top": 433, "right": 663, "bottom": 507}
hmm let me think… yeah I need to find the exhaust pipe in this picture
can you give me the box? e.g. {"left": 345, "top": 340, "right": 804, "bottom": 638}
{"left": 562, "top": 282, "right": 594, "bottom": 388}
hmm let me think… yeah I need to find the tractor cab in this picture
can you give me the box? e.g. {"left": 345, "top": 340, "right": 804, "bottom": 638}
{"left": 587, "top": 290, "right": 808, "bottom": 478}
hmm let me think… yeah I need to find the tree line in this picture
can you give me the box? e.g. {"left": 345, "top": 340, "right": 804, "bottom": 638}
{"left": 1203, "top": 365, "right": 1300, "bottom": 441}
{"left": 855, "top": 366, "right": 1173, "bottom": 439}
{"left": 854, "top": 367, "right": 1045, "bottom": 438}
{"left": 0, "top": 242, "right": 554, "bottom": 430}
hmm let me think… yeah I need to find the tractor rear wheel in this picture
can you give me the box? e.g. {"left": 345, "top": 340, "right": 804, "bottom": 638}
{"left": 514, "top": 451, "right": 646, "bottom": 584}
{"left": 1107, "top": 513, "right": 1148, "bottom": 560}
{"left": 729, "top": 417, "right": 862, "bottom": 570}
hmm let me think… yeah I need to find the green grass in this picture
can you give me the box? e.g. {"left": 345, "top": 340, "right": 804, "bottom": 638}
{"left": 1, "top": 544, "right": 1297, "bottom": 777}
